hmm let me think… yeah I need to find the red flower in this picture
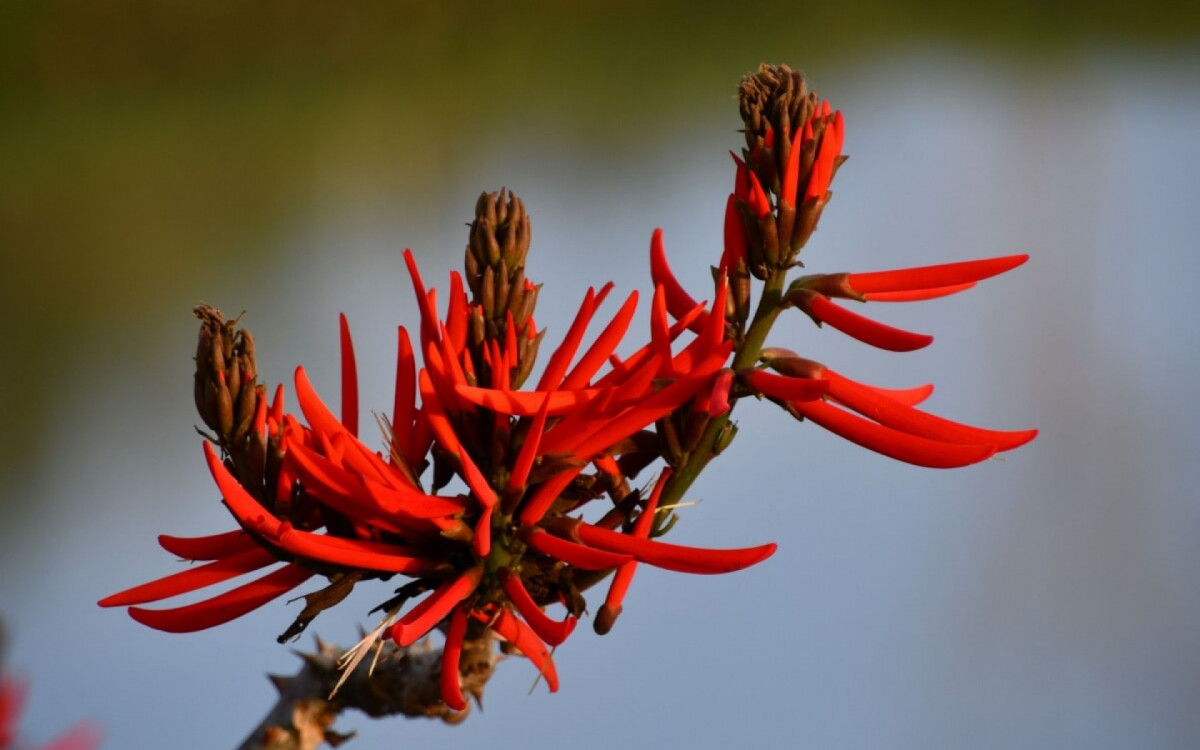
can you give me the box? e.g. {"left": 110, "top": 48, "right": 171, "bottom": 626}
{"left": 101, "top": 245, "right": 775, "bottom": 711}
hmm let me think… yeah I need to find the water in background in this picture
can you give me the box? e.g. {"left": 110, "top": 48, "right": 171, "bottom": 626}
{"left": 1, "top": 23, "right": 1199, "bottom": 750}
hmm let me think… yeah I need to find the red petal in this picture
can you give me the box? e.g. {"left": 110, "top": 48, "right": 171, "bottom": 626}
{"left": 99, "top": 546, "right": 278, "bottom": 607}
{"left": 127, "top": 563, "right": 314, "bottom": 633}
{"left": 518, "top": 467, "right": 585, "bottom": 526}
{"left": 825, "top": 370, "right": 1037, "bottom": 451}
{"left": 391, "top": 326, "right": 418, "bottom": 464}
{"left": 390, "top": 568, "right": 482, "bottom": 646}
{"left": 721, "top": 194, "right": 748, "bottom": 272}
{"left": 745, "top": 369, "right": 829, "bottom": 402}
{"left": 781, "top": 125, "right": 805, "bottom": 206}
{"left": 523, "top": 528, "right": 634, "bottom": 570}
{"left": 535, "top": 287, "right": 599, "bottom": 391}
{"left": 500, "top": 569, "right": 577, "bottom": 646}
{"left": 804, "top": 293, "right": 933, "bottom": 352}
{"left": 486, "top": 608, "right": 559, "bottom": 692}
{"left": 403, "top": 249, "right": 442, "bottom": 345}
{"left": 440, "top": 604, "right": 470, "bottom": 711}
{"left": 338, "top": 313, "right": 358, "bottom": 437}
{"left": 276, "top": 525, "right": 443, "bottom": 575}
{"left": 847, "top": 255, "right": 1029, "bottom": 294}
{"left": 559, "top": 291, "right": 638, "bottom": 389}
{"left": 790, "top": 399, "right": 998, "bottom": 468}
{"left": 508, "top": 396, "right": 552, "bottom": 491}
{"left": 573, "top": 522, "right": 776, "bottom": 575}
{"left": 650, "top": 229, "right": 708, "bottom": 333}
{"left": 204, "top": 442, "right": 281, "bottom": 540}
{"left": 865, "top": 282, "right": 976, "bottom": 302}
{"left": 157, "top": 530, "right": 256, "bottom": 560}
{"left": 455, "top": 384, "right": 603, "bottom": 416}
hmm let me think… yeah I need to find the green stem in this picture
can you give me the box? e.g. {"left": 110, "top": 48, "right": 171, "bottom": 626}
{"left": 658, "top": 270, "right": 788, "bottom": 512}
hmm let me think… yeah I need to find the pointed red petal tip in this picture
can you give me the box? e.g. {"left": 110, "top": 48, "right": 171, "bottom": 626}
{"left": 157, "top": 529, "right": 255, "bottom": 560}
{"left": 390, "top": 567, "right": 482, "bottom": 647}
{"left": 825, "top": 369, "right": 1038, "bottom": 452}
{"left": 846, "top": 255, "right": 1029, "bottom": 296}
{"left": 487, "top": 608, "right": 559, "bottom": 692}
{"left": 440, "top": 604, "right": 470, "bottom": 712}
{"left": 126, "top": 563, "right": 314, "bottom": 633}
{"left": 800, "top": 291, "right": 933, "bottom": 352}
{"left": 500, "top": 569, "right": 577, "bottom": 646}
{"left": 791, "top": 399, "right": 998, "bottom": 468}
{"left": 338, "top": 313, "right": 359, "bottom": 437}
{"left": 744, "top": 369, "right": 829, "bottom": 403}
{"left": 573, "top": 522, "right": 777, "bottom": 575}
{"left": 99, "top": 546, "right": 277, "bottom": 607}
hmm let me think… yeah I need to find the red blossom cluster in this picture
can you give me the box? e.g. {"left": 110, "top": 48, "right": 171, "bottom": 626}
{"left": 101, "top": 63, "right": 1035, "bottom": 717}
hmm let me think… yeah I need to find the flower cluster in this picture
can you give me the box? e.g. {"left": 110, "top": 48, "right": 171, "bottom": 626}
{"left": 101, "top": 63, "right": 1035, "bottom": 719}
{"left": 101, "top": 190, "right": 774, "bottom": 712}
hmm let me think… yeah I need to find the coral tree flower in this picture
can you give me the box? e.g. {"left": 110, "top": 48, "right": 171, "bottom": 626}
{"left": 650, "top": 63, "right": 1036, "bottom": 470}
{"left": 101, "top": 189, "right": 775, "bottom": 712}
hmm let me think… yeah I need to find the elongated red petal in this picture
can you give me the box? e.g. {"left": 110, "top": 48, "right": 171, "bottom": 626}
{"left": 508, "top": 396, "right": 552, "bottom": 491}
{"left": 486, "top": 608, "right": 559, "bottom": 692}
{"left": 536, "top": 287, "right": 599, "bottom": 391}
{"left": 390, "top": 568, "right": 482, "bottom": 646}
{"left": 391, "top": 326, "right": 417, "bottom": 464}
{"left": 791, "top": 399, "right": 998, "bottom": 468}
{"left": 127, "top": 563, "right": 314, "bottom": 633}
{"left": 597, "top": 469, "right": 671, "bottom": 634}
{"left": 747, "top": 170, "right": 771, "bottom": 217}
{"left": 861, "top": 382, "right": 935, "bottom": 406}
{"left": 573, "top": 522, "right": 776, "bottom": 575}
{"left": 864, "top": 282, "right": 976, "bottom": 302}
{"left": 804, "top": 293, "right": 933, "bottom": 352}
{"left": 440, "top": 604, "right": 470, "bottom": 711}
{"left": 745, "top": 369, "right": 829, "bottom": 402}
{"left": 204, "top": 442, "right": 282, "bottom": 540}
{"left": 500, "top": 569, "right": 577, "bottom": 646}
{"left": 99, "top": 546, "right": 278, "bottom": 607}
{"left": 455, "top": 385, "right": 603, "bottom": 416}
{"left": 157, "top": 530, "right": 256, "bottom": 560}
{"left": 403, "top": 249, "right": 441, "bottom": 345}
{"left": 276, "top": 525, "right": 444, "bottom": 575}
{"left": 523, "top": 529, "right": 634, "bottom": 570}
{"left": 847, "top": 255, "right": 1028, "bottom": 294}
{"left": 458, "top": 447, "right": 498, "bottom": 509}
{"left": 561, "top": 290, "right": 640, "bottom": 389}
{"left": 781, "top": 125, "right": 805, "bottom": 206}
{"left": 338, "top": 313, "right": 359, "bottom": 437}
{"left": 650, "top": 229, "right": 708, "bottom": 333}
{"left": 825, "top": 370, "right": 1037, "bottom": 451}
{"left": 445, "top": 272, "right": 468, "bottom": 353}
{"left": 721, "top": 194, "right": 748, "bottom": 271}
{"left": 518, "top": 467, "right": 585, "bottom": 526}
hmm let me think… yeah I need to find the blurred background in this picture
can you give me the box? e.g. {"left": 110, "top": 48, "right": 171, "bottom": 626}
{"left": 2, "top": 2, "right": 1199, "bottom": 748}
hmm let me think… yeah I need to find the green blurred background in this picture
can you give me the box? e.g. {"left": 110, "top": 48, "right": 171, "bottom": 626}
{"left": 2, "top": 2, "right": 1199, "bottom": 748}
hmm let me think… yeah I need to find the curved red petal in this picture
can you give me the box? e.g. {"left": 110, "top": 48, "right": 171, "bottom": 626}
{"left": 486, "top": 608, "right": 559, "bottom": 692}
{"left": 99, "top": 546, "right": 278, "bottom": 607}
{"left": 390, "top": 568, "right": 482, "bottom": 647}
{"left": 574, "top": 522, "right": 775, "bottom": 575}
{"left": 440, "top": 604, "right": 469, "bottom": 711}
{"left": 338, "top": 314, "right": 359, "bottom": 437}
{"left": 745, "top": 369, "right": 829, "bottom": 403}
{"left": 127, "top": 563, "right": 314, "bottom": 633}
{"left": 791, "top": 399, "right": 998, "bottom": 468}
{"left": 806, "top": 294, "right": 933, "bottom": 352}
{"left": 826, "top": 370, "right": 1037, "bottom": 451}
{"left": 500, "top": 569, "right": 577, "bottom": 646}
{"left": 523, "top": 528, "right": 634, "bottom": 570}
{"left": 847, "top": 255, "right": 1029, "bottom": 294}
{"left": 157, "top": 530, "right": 256, "bottom": 560}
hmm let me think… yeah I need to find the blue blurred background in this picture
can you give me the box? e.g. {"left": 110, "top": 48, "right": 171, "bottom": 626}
{"left": 3, "top": 2, "right": 1199, "bottom": 748}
